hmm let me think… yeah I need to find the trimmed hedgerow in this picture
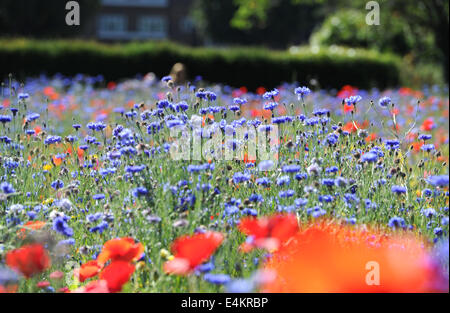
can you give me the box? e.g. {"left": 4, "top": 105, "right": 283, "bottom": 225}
{"left": 0, "top": 39, "right": 403, "bottom": 90}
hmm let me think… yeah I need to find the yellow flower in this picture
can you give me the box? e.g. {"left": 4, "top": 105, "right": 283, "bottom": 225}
{"left": 43, "top": 198, "right": 54, "bottom": 205}
{"left": 159, "top": 248, "right": 172, "bottom": 260}
{"left": 43, "top": 164, "right": 53, "bottom": 171}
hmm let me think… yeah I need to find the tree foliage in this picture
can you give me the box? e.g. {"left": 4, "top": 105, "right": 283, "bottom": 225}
{"left": 221, "top": 0, "right": 449, "bottom": 81}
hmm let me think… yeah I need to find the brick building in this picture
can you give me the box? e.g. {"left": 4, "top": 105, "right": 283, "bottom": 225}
{"left": 88, "top": 0, "right": 197, "bottom": 44}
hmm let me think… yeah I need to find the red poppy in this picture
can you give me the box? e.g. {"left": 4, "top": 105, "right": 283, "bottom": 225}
{"left": 17, "top": 220, "right": 46, "bottom": 239}
{"left": 262, "top": 221, "right": 445, "bottom": 292}
{"left": 72, "top": 280, "right": 110, "bottom": 293}
{"left": 337, "top": 85, "right": 358, "bottom": 99}
{"left": 421, "top": 118, "right": 435, "bottom": 131}
{"left": 96, "top": 237, "right": 144, "bottom": 267}
{"left": 0, "top": 285, "right": 17, "bottom": 293}
{"left": 99, "top": 261, "right": 135, "bottom": 293}
{"left": 343, "top": 104, "right": 354, "bottom": 114}
{"left": 6, "top": 244, "right": 51, "bottom": 278}
{"left": 365, "top": 133, "right": 377, "bottom": 143}
{"left": 256, "top": 87, "right": 266, "bottom": 95}
{"left": 164, "top": 231, "right": 224, "bottom": 275}
{"left": 74, "top": 260, "right": 102, "bottom": 282}
{"left": 36, "top": 281, "right": 50, "bottom": 289}
{"left": 238, "top": 214, "right": 298, "bottom": 252}
{"left": 107, "top": 81, "right": 117, "bottom": 90}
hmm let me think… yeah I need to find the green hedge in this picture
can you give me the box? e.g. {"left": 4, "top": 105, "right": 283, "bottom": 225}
{"left": 0, "top": 39, "right": 403, "bottom": 90}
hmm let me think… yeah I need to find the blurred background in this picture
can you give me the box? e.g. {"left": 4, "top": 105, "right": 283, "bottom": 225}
{"left": 0, "top": 0, "right": 448, "bottom": 89}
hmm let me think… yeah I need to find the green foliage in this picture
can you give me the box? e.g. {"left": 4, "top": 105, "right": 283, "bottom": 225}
{"left": 0, "top": 39, "right": 403, "bottom": 90}
{"left": 310, "top": 9, "right": 418, "bottom": 56}
{"left": 192, "top": 0, "right": 319, "bottom": 48}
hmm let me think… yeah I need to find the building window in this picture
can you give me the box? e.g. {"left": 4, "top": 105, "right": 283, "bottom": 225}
{"left": 101, "top": 0, "right": 168, "bottom": 7}
{"left": 98, "top": 14, "right": 127, "bottom": 39}
{"left": 180, "top": 17, "right": 194, "bottom": 33}
{"left": 137, "top": 16, "right": 168, "bottom": 38}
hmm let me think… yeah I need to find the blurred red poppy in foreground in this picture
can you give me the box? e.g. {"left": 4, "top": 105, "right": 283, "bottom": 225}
{"left": 96, "top": 237, "right": 144, "bottom": 266}
{"left": 238, "top": 214, "right": 298, "bottom": 252}
{"left": 262, "top": 221, "right": 446, "bottom": 293}
{"left": 99, "top": 261, "right": 136, "bottom": 293}
{"left": 74, "top": 260, "right": 102, "bottom": 282}
{"left": 164, "top": 231, "right": 224, "bottom": 275}
{"left": 72, "top": 280, "right": 110, "bottom": 293}
{"left": 74, "top": 237, "right": 144, "bottom": 292}
{"left": 6, "top": 244, "right": 51, "bottom": 278}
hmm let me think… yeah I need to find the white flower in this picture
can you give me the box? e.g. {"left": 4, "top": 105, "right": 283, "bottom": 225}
{"left": 57, "top": 198, "right": 73, "bottom": 211}
{"left": 8, "top": 204, "right": 24, "bottom": 214}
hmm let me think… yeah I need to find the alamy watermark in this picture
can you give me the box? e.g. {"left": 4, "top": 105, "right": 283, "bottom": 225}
{"left": 65, "top": 1, "right": 80, "bottom": 26}
{"left": 365, "top": 261, "right": 380, "bottom": 285}
{"left": 168, "top": 121, "right": 279, "bottom": 167}
{"left": 366, "top": 1, "right": 380, "bottom": 25}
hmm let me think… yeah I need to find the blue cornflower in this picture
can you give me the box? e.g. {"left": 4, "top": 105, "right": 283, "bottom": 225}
{"left": 421, "top": 144, "right": 435, "bottom": 152}
{"left": 319, "top": 195, "right": 334, "bottom": 203}
{"left": 295, "top": 198, "right": 308, "bottom": 207}
{"left": 87, "top": 122, "right": 106, "bottom": 132}
{"left": 125, "top": 165, "right": 146, "bottom": 173}
{"left": 92, "top": 193, "right": 105, "bottom": 200}
{"left": 344, "top": 95, "right": 362, "bottom": 105}
{"left": 325, "top": 166, "right": 339, "bottom": 174}
{"left": 388, "top": 216, "right": 406, "bottom": 229}
{"left": 132, "top": 187, "right": 148, "bottom": 197}
{"left": 177, "top": 101, "right": 189, "bottom": 111}
{"left": 321, "top": 178, "right": 335, "bottom": 187}
{"left": 294, "top": 86, "right": 311, "bottom": 99}
{"left": 262, "top": 88, "right": 279, "bottom": 100}
{"left": 421, "top": 208, "right": 436, "bottom": 218}
{"left": 89, "top": 221, "right": 109, "bottom": 234}
{"left": 378, "top": 96, "right": 391, "bottom": 108}
{"left": 161, "top": 75, "right": 172, "bottom": 82}
{"left": 51, "top": 179, "right": 64, "bottom": 190}
{"left": 307, "top": 206, "right": 327, "bottom": 218}
{"left": 391, "top": 185, "right": 407, "bottom": 195}
{"left": 18, "top": 92, "right": 30, "bottom": 100}
{"left": 312, "top": 108, "right": 329, "bottom": 116}
{"left": 0, "top": 115, "right": 12, "bottom": 123}
{"left": 225, "top": 279, "right": 254, "bottom": 293}
{"left": 0, "top": 266, "right": 19, "bottom": 287}
{"left": 279, "top": 190, "right": 295, "bottom": 198}
{"left": 255, "top": 177, "right": 271, "bottom": 186}
{"left": 204, "top": 273, "right": 231, "bottom": 285}
{"left": 263, "top": 102, "right": 278, "bottom": 111}
{"left": 258, "top": 160, "right": 274, "bottom": 171}
{"left": 157, "top": 99, "right": 170, "bottom": 109}
{"left": 426, "top": 175, "right": 449, "bottom": 187}
{"left": 361, "top": 152, "right": 378, "bottom": 163}
{"left": 1, "top": 182, "right": 15, "bottom": 194}
{"left": 276, "top": 176, "right": 290, "bottom": 186}
{"left": 418, "top": 134, "right": 432, "bottom": 141}
{"left": 233, "top": 172, "right": 251, "bottom": 184}
{"left": 434, "top": 227, "right": 443, "bottom": 237}
{"left": 53, "top": 216, "right": 74, "bottom": 237}
{"left": 242, "top": 208, "right": 258, "bottom": 216}
{"left": 44, "top": 135, "right": 62, "bottom": 145}
{"left": 295, "top": 173, "right": 308, "bottom": 181}
{"left": 272, "top": 116, "right": 287, "bottom": 124}
{"left": 385, "top": 139, "right": 400, "bottom": 150}
{"left": 282, "top": 165, "right": 301, "bottom": 173}
{"left": 233, "top": 97, "right": 247, "bottom": 106}
{"left": 25, "top": 113, "right": 40, "bottom": 122}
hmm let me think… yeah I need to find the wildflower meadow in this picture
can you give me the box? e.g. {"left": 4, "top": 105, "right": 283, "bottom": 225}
{"left": 0, "top": 73, "right": 448, "bottom": 294}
